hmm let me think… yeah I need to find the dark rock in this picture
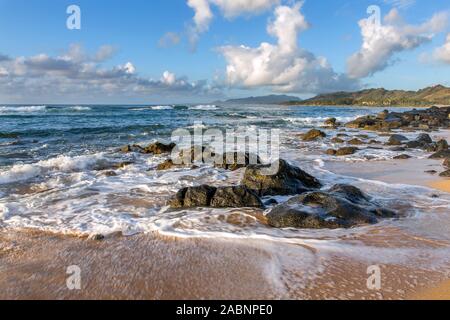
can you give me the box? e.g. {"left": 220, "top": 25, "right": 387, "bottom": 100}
{"left": 327, "top": 184, "right": 370, "bottom": 204}
{"left": 429, "top": 150, "right": 450, "bottom": 159}
{"left": 120, "top": 144, "right": 145, "bottom": 153}
{"left": 335, "top": 147, "right": 359, "bottom": 156}
{"left": 103, "top": 171, "right": 118, "bottom": 177}
{"left": 210, "top": 186, "right": 263, "bottom": 208}
{"left": 348, "top": 138, "right": 364, "bottom": 145}
{"left": 267, "top": 190, "right": 395, "bottom": 229}
{"left": 405, "top": 140, "right": 426, "bottom": 149}
{"left": 168, "top": 185, "right": 263, "bottom": 209}
{"left": 264, "top": 198, "right": 279, "bottom": 206}
{"left": 302, "top": 129, "right": 326, "bottom": 141}
{"left": 331, "top": 137, "right": 345, "bottom": 144}
{"left": 324, "top": 118, "right": 337, "bottom": 127}
{"left": 439, "top": 170, "right": 450, "bottom": 177}
{"left": 386, "top": 134, "right": 408, "bottom": 146}
{"left": 416, "top": 133, "right": 433, "bottom": 144}
{"left": 114, "top": 161, "right": 133, "bottom": 169}
{"left": 145, "top": 142, "right": 176, "bottom": 155}
{"left": 393, "top": 154, "right": 411, "bottom": 160}
{"left": 326, "top": 149, "right": 337, "bottom": 155}
{"left": 157, "top": 159, "right": 175, "bottom": 171}
{"left": 369, "top": 140, "right": 381, "bottom": 144}
{"left": 427, "top": 139, "right": 449, "bottom": 152}
{"left": 444, "top": 158, "right": 450, "bottom": 168}
{"left": 425, "top": 170, "right": 438, "bottom": 175}
{"left": 168, "top": 185, "right": 217, "bottom": 208}
{"left": 242, "top": 159, "right": 322, "bottom": 196}
{"left": 214, "top": 152, "right": 262, "bottom": 171}
{"left": 390, "top": 147, "right": 406, "bottom": 152}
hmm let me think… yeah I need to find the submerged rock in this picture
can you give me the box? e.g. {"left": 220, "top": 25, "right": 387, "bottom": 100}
{"left": 267, "top": 185, "right": 396, "bottom": 229}
{"left": 168, "top": 185, "right": 263, "bottom": 209}
{"left": 335, "top": 147, "right": 359, "bottom": 156}
{"left": 331, "top": 137, "right": 345, "bottom": 144}
{"left": 427, "top": 139, "right": 449, "bottom": 153}
{"left": 302, "top": 129, "right": 326, "bottom": 141}
{"left": 393, "top": 154, "right": 412, "bottom": 160}
{"left": 444, "top": 158, "right": 450, "bottom": 168}
{"left": 348, "top": 138, "right": 364, "bottom": 145}
{"left": 429, "top": 150, "right": 450, "bottom": 159}
{"left": 157, "top": 159, "right": 175, "bottom": 171}
{"left": 242, "top": 159, "right": 322, "bottom": 196}
{"left": 145, "top": 142, "right": 176, "bottom": 155}
{"left": 439, "top": 170, "right": 450, "bottom": 177}
{"left": 324, "top": 118, "right": 338, "bottom": 127}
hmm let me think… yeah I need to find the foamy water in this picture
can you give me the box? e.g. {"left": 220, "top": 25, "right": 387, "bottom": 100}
{"left": 1, "top": 104, "right": 450, "bottom": 276}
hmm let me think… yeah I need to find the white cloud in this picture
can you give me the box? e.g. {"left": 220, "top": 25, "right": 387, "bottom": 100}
{"left": 186, "top": 0, "right": 279, "bottom": 46}
{"left": 384, "top": 0, "right": 416, "bottom": 9}
{"left": 219, "top": 3, "right": 359, "bottom": 94}
{"left": 0, "top": 45, "right": 219, "bottom": 101}
{"left": 187, "top": 0, "right": 213, "bottom": 46}
{"left": 433, "top": 33, "right": 450, "bottom": 64}
{"left": 211, "top": 0, "right": 279, "bottom": 18}
{"left": 347, "top": 8, "right": 448, "bottom": 79}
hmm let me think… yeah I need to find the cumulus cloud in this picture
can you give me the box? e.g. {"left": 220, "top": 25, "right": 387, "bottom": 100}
{"left": 219, "top": 3, "right": 359, "bottom": 94}
{"left": 211, "top": 0, "right": 280, "bottom": 18}
{"left": 347, "top": 8, "right": 448, "bottom": 79}
{"left": 0, "top": 45, "right": 219, "bottom": 101}
{"left": 186, "top": 0, "right": 279, "bottom": 47}
{"left": 187, "top": 0, "right": 214, "bottom": 46}
{"left": 433, "top": 33, "right": 450, "bottom": 64}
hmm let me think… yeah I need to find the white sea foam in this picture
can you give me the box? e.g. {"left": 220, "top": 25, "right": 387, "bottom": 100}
{"left": 68, "top": 106, "right": 92, "bottom": 111}
{"left": 0, "top": 105, "right": 47, "bottom": 113}
{"left": 283, "top": 115, "right": 364, "bottom": 126}
{"left": 0, "top": 153, "right": 110, "bottom": 185}
{"left": 189, "top": 105, "right": 218, "bottom": 111}
{"left": 151, "top": 105, "right": 174, "bottom": 110}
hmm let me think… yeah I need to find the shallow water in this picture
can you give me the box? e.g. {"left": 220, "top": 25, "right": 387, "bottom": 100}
{"left": 1, "top": 104, "right": 450, "bottom": 279}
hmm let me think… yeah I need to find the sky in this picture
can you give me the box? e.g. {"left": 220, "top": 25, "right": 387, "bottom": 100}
{"left": 0, "top": 0, "right": 449, "bottom": 104}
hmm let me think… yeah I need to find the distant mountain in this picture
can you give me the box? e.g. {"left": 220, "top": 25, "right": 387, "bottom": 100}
{"left": 222, "top": 94, "right": 301, "bottom": 105}
{"left": 284, "top": 85, "right": 450, "bottom": 107}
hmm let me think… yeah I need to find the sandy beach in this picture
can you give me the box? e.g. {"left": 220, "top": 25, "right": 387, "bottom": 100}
{"left": 2, "top": 154, "right": 450, "bottom": 300}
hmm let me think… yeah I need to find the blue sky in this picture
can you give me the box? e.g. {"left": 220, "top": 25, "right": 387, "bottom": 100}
{"left": 0, "top": 0, "right": 449, "bottom": 103}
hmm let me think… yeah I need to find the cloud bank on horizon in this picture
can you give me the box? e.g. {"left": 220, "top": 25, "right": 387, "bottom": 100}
{"left": 0, "top": 0, "right": 449, "bottom": 103}
{"left": 0, "top": 44, "right": 220, "bottom": 102}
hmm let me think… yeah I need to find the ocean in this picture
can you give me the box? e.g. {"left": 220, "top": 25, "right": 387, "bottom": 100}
{"left": 1, "top": 104, "right": 450, "bottom": 276}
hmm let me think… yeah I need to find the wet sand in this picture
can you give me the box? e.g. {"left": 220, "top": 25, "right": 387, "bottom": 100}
{"left": 2, "top": 131, "right": 450, "bottom": 300}
{"left": 1, "top": 228, "right": 449, "bottom": 300}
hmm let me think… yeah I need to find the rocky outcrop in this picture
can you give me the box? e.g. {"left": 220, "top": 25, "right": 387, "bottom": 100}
{"left": 324, "top": 118, "right": 338, "bottom": 127}
{"left": 144, "top": 142, "right": 176, "bottom": 154}
{"left": 345, "top": 106, "right": 450, "bottom": 131}
{"left": 302, "top": 129, "right": 326, "bottom": 141}
{"left": 266, "top": 185, "right": 396, "bottom": 229}
{"left": 168, "top": 185, "right": 263, "bottom": 209}
{"left": 242, "top": 159, "right": 322, "bottom": 196}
